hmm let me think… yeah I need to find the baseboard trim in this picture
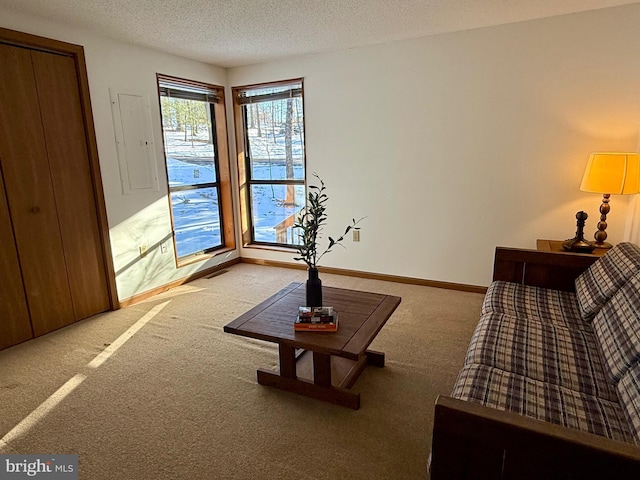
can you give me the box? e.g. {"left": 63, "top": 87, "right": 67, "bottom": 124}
{"left": 119, "top": 257, "right": 241, "bottom": 308}
{"left": 120, "top": 256, "right": 486, "bottom": 308}
{"left": 239, "top": 258, "right": 487, "bottom": 294}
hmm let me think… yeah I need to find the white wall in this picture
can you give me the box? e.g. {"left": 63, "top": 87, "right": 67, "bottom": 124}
{"left": 0, "top": 8, "right": 238, "bottom": 301}
{"left": 3, "top": 4, "right": 640, "bottom": 296}
{"left": 229, "top": 4, "right": 640, "bottom": 287}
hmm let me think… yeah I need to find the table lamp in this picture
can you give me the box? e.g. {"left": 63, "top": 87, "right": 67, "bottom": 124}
{"left": 580, "top": 152, "right": 640, "bottom": 249}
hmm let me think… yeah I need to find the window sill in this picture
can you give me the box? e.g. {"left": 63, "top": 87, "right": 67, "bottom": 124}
{"left": 176, "top": 246, "right": 237, "bottom": 268}
{"left": 242, "top": 243, "right": 298, "bottom": 254}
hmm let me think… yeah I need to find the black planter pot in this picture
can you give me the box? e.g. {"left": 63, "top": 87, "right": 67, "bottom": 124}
{"left": 306, "top": 267, "right": 323, "bottom": 307}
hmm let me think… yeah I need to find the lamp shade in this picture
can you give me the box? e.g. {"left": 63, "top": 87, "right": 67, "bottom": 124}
{"left": 580, "top": 152, "right": 640, "bottom": 194}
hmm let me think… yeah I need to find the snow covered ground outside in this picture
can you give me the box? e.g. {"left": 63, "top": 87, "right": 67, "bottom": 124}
{"left": 163, "top": 128, "right": 305, "bottom": 257}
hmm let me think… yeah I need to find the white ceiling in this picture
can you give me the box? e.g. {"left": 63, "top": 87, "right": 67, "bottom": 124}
{"left": 1, "top": 0, "right": 639, "bottom": 68}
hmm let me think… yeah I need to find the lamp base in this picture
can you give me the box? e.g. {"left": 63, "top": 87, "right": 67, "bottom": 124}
{"left": 590, "top": 241, "right": 613, "bottom": 249}
{"left": 591, "top": 193, "right": 612, "bottom": 250}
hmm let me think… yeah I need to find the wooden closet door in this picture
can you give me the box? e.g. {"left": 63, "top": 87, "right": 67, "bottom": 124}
{"left": 31, "top": 50, "right": 110, "bottom": 319}
{"left": 0, "top": 169, "right": 32, "bottom": 349}
{"left": 0, "top": 44, "right": 75, "bottom": 336}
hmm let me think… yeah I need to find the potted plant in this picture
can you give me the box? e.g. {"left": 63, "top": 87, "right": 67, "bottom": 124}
{"left": 293, "top": 173, "right": 364, "bottom": 307}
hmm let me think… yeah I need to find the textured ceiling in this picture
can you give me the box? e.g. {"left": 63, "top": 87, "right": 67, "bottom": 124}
{"left": 1, "top": 0, "right": 639, "bottom": 67}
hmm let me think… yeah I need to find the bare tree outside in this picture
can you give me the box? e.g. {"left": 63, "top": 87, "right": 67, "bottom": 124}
{"left": 285, "top": 97, "right": 295, "bottom": 205}
{"left": 161, "top": 97, "right": 210, "bottom": 146}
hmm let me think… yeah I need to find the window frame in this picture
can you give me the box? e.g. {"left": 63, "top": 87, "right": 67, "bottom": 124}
{"left": 232, "top": 78, "right": 306, "bottom": 248}
{"left": 157, "top": 73, "right": 235, "bottom": 266}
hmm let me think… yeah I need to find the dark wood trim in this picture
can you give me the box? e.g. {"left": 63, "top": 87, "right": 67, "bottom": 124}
{"left": 493, "top": 246, "right": 598, "bottom": 291}
{"left": 232, "top": 77, "right": 305, "bottom": 96}
{"left": 0, "top": 27, "right": 118, "bottom": 311}
{"left": 434, "top": 395, "right": 640, "bottom": 462}
{"left": 0, "top": 27, "right": 81, "bottom": 55}
{"left": 73, "top": 39, "right": 118, "bottom": 311}
{"left": 157, "top": 73, "right": 220, "bottom": 99}
{"left": 213, "top": 90, "right": 236, "bottom": 251}
{"left": 231, "top": 87, "right": 252, "bottom": 246}
{"left": 239, "top": 257, "right": 488, "bottom": 294}
{"left": 235, "top": 87, "right": 303, "bottom": 105}
{"left": 118, "top": 257, "right": 240, "bottom": 307}
{"left": 431, "top": 395, "right": 640, "bottom": 479}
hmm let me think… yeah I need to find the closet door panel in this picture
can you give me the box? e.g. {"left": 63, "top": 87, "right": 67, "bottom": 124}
{"left": 0, "top": 44, "right": 75, "bottom": 336}
{"left": 0, "top": 172, "right": 32, "bottom": 349}
{"left": 31, "top": 51, "right": 110, "bottom": 319}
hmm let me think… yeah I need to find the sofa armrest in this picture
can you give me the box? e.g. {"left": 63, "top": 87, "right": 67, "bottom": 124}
{"left": 431, "top": 395, "right": 640, "bottom": 480}
{"left": 492, "top": 247, "right": 599, "bottom": 291}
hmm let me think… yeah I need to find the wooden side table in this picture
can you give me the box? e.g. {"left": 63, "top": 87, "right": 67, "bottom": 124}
{"left": 536, "top": 239, "right": 608, "bottom": 257}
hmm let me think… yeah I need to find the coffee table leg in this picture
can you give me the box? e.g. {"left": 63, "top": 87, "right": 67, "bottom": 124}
{"left": 313, "top": 352, "right": 331, "bottom": 386}
{"left": 278, "top": 343, "right": 296, "bottom": 378}
{"left": 256, "top": 346, "right": 361, "bottom": 409}
{"left": 366, "top": 349, "right": 385, "bottom": 368}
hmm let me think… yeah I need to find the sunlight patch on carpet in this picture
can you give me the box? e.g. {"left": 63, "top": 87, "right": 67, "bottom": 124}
{"left": 0, "top": 301, "right": 171, "bottom": 448}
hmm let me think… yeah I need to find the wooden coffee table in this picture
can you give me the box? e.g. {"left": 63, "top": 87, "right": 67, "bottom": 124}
{"left": 224, "top": 282, "right": 401, "bottom": 409}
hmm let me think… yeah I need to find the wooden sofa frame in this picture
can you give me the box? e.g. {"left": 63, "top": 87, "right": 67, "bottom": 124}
{"left": 430, "top": 247, "right": 640, "bottom": 479}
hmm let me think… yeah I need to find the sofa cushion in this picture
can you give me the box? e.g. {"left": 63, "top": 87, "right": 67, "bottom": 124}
{"left": 451, "top": 363, "right": 635, "bottom": 444}
{"left": 592, "top": 273, "right": 640, "bottom": 384}
{"left": 617, "top": 362, "right": 640, "bottom": 446}
{"left": 482, "top": 281, "right": 588, "bottom": 331}
{"left": 465, "top": 312, "right": 617, "bottom": 401}
{"left": 575, "top": 242, "right": 640, "bottom": 321}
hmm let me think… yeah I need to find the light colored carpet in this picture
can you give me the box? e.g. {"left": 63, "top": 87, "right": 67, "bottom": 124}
{"left": 0, "top": 263, "right": 483, "bottom": 479}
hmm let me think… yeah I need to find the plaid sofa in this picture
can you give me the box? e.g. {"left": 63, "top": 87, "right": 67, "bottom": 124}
{"left": 451, "top": 242, "right": 640, "bottom": 446}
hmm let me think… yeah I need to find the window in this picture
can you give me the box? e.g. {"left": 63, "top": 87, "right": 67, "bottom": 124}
{"left": 158, "top": 74, "right": 234, "bottom": 262}
{"left": 232, "top": 79, "right": 306, "bottom": 247}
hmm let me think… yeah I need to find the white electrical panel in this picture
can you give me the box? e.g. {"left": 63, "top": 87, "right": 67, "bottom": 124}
{"left": 110, "top": 89, "right": 159, "bottom": 194}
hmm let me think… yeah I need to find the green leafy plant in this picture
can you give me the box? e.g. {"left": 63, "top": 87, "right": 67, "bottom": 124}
{"left": 293, "top": 173, "right": 364, "bottom": 269}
